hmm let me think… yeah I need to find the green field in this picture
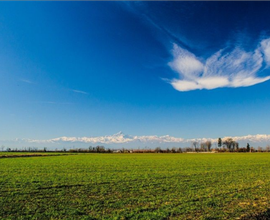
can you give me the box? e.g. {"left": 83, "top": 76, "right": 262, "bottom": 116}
{"left": 0, "top": 152, "right": 71, "bottom": 158}
{"left": 1, "top": 153, "right": 270, "bottom": 219}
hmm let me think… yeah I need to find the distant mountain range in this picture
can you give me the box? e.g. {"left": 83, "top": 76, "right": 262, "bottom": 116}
{"left": 2, "top": 132, "right": 270, "bottom": 150}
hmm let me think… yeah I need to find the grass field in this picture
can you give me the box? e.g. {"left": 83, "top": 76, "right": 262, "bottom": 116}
{"left": 1, "top": 153, "right": 270, "bottom": 219}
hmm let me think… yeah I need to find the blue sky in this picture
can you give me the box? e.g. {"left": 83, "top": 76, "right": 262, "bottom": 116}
{"left": 1, "top": 2, "right": 270, "bottom": 148}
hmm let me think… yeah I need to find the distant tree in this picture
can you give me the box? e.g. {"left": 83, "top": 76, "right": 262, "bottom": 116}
{"left": 155, "top": 147, "right": 161, "bottom": 153}
{"left": 177, "top": 147, "right": 182, "bottom": 153}
{"left": 43, "top": 147, "right": 47, "bottom": 152}
{"left": 235, "top": 142, "right": 239, "bottom": 151}
{"left": 96, "top": 146, "right": 105, "bottom": 153}
{"left": 218, "top": 138, "right": 222, "bottom": 148}
{"left": 266, "top": 145, "right": 270, "bottom": 152}
{"left": 206, "top": 141, "right": 212, "bottom": 152}
{"left": 247, "top": 143, "right": 250, "bottom": 152}
{"left": 200, "top": 142, "right": 207, "bottom": 151}
{"left": 89, "top": 146, "right": 93, "bottom": 152}
{"left": 185, "top": 147, "right": 193, "bottom": 152}
{"left": 193, "top": 141, "right": 199, "bottom": 152}
{"left": 223, "top": 138, "right": 234, "bottom": 151}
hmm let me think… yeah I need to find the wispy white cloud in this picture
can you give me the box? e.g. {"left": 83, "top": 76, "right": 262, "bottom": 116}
{"left": 29, "top": 101, "right": 73, "bottom": 105}
{"left": 120, "top": 2, "right": 191, "bottom": 51}
{"left": 71, "top": 89, "right": 89, "bottom": 95}
{"left": 20, "top": 79, "right": 34, "bottom": 84}
{"left": 168, "top": 38, "right": 270, "bottom": 91}
{"left": 261, "top": 38, "right": 270, "bottom": 66}
{"left": 18, "top": 131, "right": 270, "bottom": 145}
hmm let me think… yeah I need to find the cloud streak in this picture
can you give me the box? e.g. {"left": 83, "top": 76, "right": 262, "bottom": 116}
{"left": 168, "top": 38, "right": 270, "bottom": 91}
{"left": 20, "top": 79, "right": 34, "bottom": 84}
{"left": 72, "top": 89, "right": 89, "bottom": 95}
{"left": 29, "top": 101, "right": 73, "bottom": 105}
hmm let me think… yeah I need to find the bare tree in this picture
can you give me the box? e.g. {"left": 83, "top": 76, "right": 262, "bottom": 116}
{"left": 258, "top": 146, "right": 263, "bottom": 152}
{"left": 200, "top": 142, "right": 207, "bottom": 152}
{"left": 96, "top": 146, "right": 105, "bottom": 153}
{"left": 206, "top": 141, "right": 212, "bottom": 152}
{"left": 155, "top": 147, "right": 161, "bottom": 153}
{"left": 223, "top": 138, "right": 234, "bottom": 151}
{"left": 89, "top": 146, "right": 93, "bottom": 152}
{"left": 235, "top": 142, "right": 239, "bottom": 151}
{"left": 193, "top": 141, "right": 199, "bottom": 152}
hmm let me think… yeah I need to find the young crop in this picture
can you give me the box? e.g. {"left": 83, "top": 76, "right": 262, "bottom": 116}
{"left": 0, "top": 153, "right": 270, "bottom": 219}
